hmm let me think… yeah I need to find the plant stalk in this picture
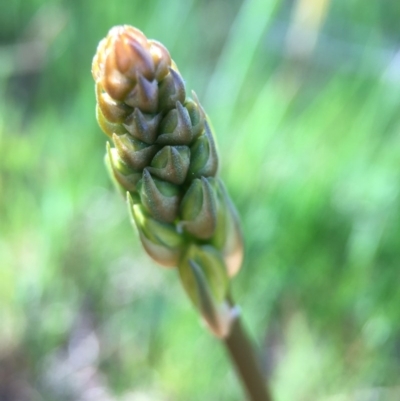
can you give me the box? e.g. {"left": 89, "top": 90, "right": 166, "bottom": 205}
{"left": 224, "top": 317, "right": 273, "bottom": 401}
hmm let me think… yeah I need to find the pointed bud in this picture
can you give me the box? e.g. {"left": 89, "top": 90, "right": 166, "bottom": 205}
{"left": 147, "top": 145, "right": 190, "bottom": 185}
{"left": 123, "top": 108, "right": 162, "bottom": 144}
{"left": 209, "top": 179, "right": 244, "bottom": 277}
{"left": 178, "top": 245, "right": 236, "bottom": 337}
{"left": 158, "top": 68, "right": 186, "bottom": 110}
{"left": 97, "top": 105, "right": 127, "bottom": 137}
{"left": 137, "top": 169, "right": 180, "bottom": 223}
{"left": 180, "top": 245, "right": 228, "bottom": 303}
{"left": 105, "top": 142, "right": 141, "bottom": 194}
{"left": 179, "top": 177, "right": 217, "bottom": 239}
{"left": 128, "top": 195, "right": 185, "bottom": 267}
{"left": 187, "top": 121, "right": 219, "bottom": 179}
{"left": 185, "top": 98, "right": 205, "bottom": 139}
{"left": 112, "top": 133, "right": 159, "bottom": 170}
{"left": 191, "top": 90, "right": 207, "bottom": 120}
{"left": 113, "top": 29, "right": 154, "bottom": 81}
{"left": 124, "top": 74, "right": 158, "bottom": 113}
{"left": 157, "top": 101, "right": 194, "bottom": 145}
{"left": 149, "top": 40, "right": 171, "bottom": 81}
{"left": 96, "top": 84, "right": 132, "bottom": 124}
{"left": 118, "top": 25, "right": 149, "bottom": 51}
{"left": 102, "top": 49, "right": 133, "bottom": 100}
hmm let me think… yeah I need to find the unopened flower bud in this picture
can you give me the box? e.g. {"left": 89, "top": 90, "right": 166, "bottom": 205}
{"left": 156, "top": 101, "right": 195, "bottom": 145}
{"left": 178, "top": 245, "right": 237, "bottom": 337}
{"left": 102, "top": 55, "right": 132, "bottom": 101}
{"left": 209, "top": 179, "right": 244, "bottom": 277}
{"left": 112, "top": 133, "right": 159, "bottom": 170}
{"left": 123, "top": 108, "right": 162, "bottom": 145}
{"left": 137, "top": 169, "right": 180, "bottom": 223}
{"left": 158, "top": 67, "right": 186, "bottom": 110}
{"left": 112, "top": 27, "right": 154, "bottom": 80}
{"left": 124, "top": 74, "right": 158, "bottom": 113}
{"left": 185, "top": 98, "right": 205, "bottom": 139}
{"left": 105, "top": 142, "right": 141, "bottom": 194}
{"left": 147, "top": 145, "right": 190, "bottom": 185}
{"left": 97, "top": 105, "right": 128, "bottom": 137}
{"left": 179, "top": 177, "right": 217, "bottom": 239}
{"left": 148, "top": 40, "right": 171, "bottom": 81}
{"left": 128, "top": 195, "right": 185, "bottom": 267}
{"left": 96, "top": 84, "right": 132, "bottom": 125}
{"left": 187, "top": 121, "right": 218, "bottom": 179}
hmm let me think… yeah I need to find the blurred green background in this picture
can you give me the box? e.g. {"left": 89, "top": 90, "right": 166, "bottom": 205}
{"left": 1, "top": 0, "right": 400, "bottom": 400}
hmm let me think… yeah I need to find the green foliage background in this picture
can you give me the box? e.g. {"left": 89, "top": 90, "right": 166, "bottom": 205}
{"left": 1, "top": 1, "right": 400, "bottom": 400}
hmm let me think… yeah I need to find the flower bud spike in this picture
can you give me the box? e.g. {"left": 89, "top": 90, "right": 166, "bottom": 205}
{"left": 138, "top": 169, "right": 180, "bottom": 223}
{"left": 180, "top": 177, "right": 217, "bottom": 239}
{"left": 127, "top": 195, "right": 184, "bottom": 267}
{"left": 187, "top": 121, "right": 219, "bottom": 179}
{"left": 147, "top": 145, "right": 190, "bottom": 185}
{"left": 112, "top": 133, "right": 159, "bottom": 170}
{"left": 158, "top": 67, "right": 186, "bottom": 110}
{"left": 124, "top": 74, "right": 158, "bottom": 113}
{"left": 94, "top": 25, "right": 244, "bottom": 278}
{"left": 156, "top": 101, "right": 193, "bottom": 145}
{"left": 105, "top": 142, "right": 141, "bottom": 194}
{"left": 97, "top": 84, "right": 132, "bottom": 123}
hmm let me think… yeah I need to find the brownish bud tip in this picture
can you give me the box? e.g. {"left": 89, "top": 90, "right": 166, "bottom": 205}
{"left": 149, "top": 40, "right": 172, "bottom": 81}
{"left": 92, "top": 25, "right": 160, "bottom": 102}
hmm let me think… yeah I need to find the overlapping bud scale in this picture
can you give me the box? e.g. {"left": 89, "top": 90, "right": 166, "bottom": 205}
{"left": 92, "top": 25, "right": 243, "bottom": 337}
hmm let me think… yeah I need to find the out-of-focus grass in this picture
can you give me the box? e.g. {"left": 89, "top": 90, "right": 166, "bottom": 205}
{"left": 1, "top": 0, "right": 400, "bottom": 400}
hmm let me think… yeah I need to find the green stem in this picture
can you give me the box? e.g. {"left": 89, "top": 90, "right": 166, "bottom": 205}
{"left": 224, "top": 317, "right": 273, "bottom": 401}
